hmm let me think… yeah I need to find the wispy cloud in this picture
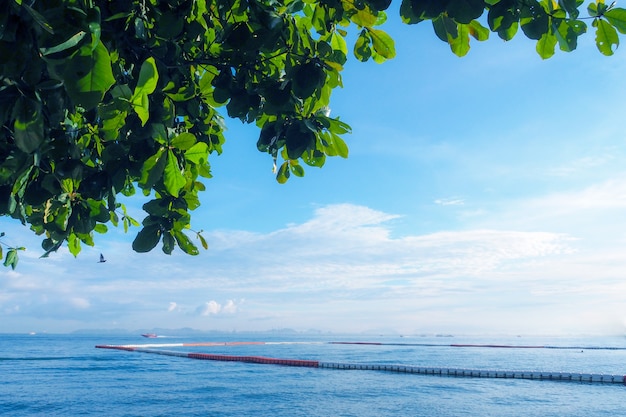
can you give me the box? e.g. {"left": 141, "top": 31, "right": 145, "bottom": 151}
{"left": 434, "top": 197, "right": 465, "bottom": 206}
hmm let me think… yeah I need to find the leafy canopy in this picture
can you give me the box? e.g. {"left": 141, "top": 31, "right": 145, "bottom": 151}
{"left": 1, "top": 0, "right": 625, "bottom": 265}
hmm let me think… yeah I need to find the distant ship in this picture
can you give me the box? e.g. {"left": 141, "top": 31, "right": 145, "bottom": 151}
{"left": 141, "top": 333, "right": 158, "bottom": 338}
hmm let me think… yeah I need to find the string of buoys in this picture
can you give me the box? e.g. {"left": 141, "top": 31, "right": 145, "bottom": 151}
{"left": 95, "top": 342, "right": 626, "bottom": 385}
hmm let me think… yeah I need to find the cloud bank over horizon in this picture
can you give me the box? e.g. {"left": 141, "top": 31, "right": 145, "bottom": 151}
{"left": 3, "top": 187, "right": 626, "bottom": 335}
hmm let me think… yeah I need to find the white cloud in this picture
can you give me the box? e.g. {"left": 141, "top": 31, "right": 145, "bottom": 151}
{"left": 2, "top": 198, "right": 625, "bottom": 335}
{"left": 434, "top": 197, "right": 465, "bottom": 206}
{"left": 222, "top": 299, "right": 242, "bottom": 314}
{"left": 70, "top": 298, "right": 90, "bottom": 309}
{"left": 197, "top": 301, "right": 221, "bottom": 316}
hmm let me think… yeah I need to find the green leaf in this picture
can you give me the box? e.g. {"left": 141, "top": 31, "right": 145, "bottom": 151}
{"left": 171, "top": 132, "right": 197, "bottom": 150}
{"left": 331, "top": 132, "right": 349, "bottom": 158}
{"left": 292, "top": 62, "right": 325, "bottom": 98}
{"left": 50, "top": 41, "right": 115, "bottom": 110}
{"left": 559, "top": 0, "right": 581, "bottom": 19}
{"left": 536, "top": 31, "right": 557, "bottom": 58}
{"left": 433, "top": 15, "right": 458, "bottom": 43}
{"left": 40, "top": 31, "right": 87, "bottom": 56}
{"left": 594, "top": 18, "right": 619, "bottom": 55}
{"left": 605, "top": 8, "right": 626, "bottom": 34}
{"left": 139, "top": 148, "right": 167, "bottom": 190}
{"left": 68, "top": 233, "right": 81, "bottom": 257}
{"left": 290, "top": 162, "right": 305, "bottom": 177}
{"left": 554, "top": 19, "right": 586, "bottom": 52}
{"left": 276, "top": 161, "right": 290, "bottom": 184}
{"left": 94, "top": 223, "right": 108, "bottom": 234}
{"left": 22, "top": 4, "right": 53, "bottom": 34}
{"left": 520, "top": 1, "right": 550, "bottom": 40}
{"left": 400, "top": 0, "right": 447, "bottom": 23}
{"left": 449, "top": 24, "right": 471, "bottom": 56}
{"left": 13, "top": 97, "right": 43, "bottom": 154}
{"left": 285, "top": 122, "right": 315, "bottom": 160}
{"left": 488, "top": 0, "right": 520, "bottom": 40}
{"left": 354, "top": 30, "right": 372, "bottom": 61}
{"left": 367, "top": 28, "right": 396, "bottom": 59}
{"left": 132, "top": 224, "right": 161, "bottom": 253}
{"left": 174, "top": 230, "right": 199, "bottom": 255}
{"left": 164, "top": 150, "right": 186, "bottom": 197}
{"left": 468, "top": 20, "right": 490, "bottom": 41}
{"left": 3, "top": 248, "right": 18, "bottom": 270}
{"left": 197, "top": 232, "right": 208, "bottom": 250}
{"left": 162, "top": 231, "right": 175, "bottom": 254}
{"left": 447, "top": 0, "right": 485, "bottom": 24}
{"left": 185, "top": 142, "right": 210, "bottom": 164}
{"left": 132, "top": 57, "right": 159, "bottom": 125}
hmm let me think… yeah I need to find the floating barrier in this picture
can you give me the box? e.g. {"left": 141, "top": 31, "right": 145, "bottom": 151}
{"left": 95, "top": 343, "right": 626, "bottom": 385}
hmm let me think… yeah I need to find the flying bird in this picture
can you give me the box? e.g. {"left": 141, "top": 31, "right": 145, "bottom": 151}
{"left": 98, "top": 253, "right": 106, "bottom": 263}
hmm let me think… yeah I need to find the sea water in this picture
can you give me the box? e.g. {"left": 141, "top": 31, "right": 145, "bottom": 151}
{"left": 1, "top": 333, "right": 626, "bottom": 416}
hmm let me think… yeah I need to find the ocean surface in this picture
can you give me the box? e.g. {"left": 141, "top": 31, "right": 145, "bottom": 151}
{"left": 2, "top": 333, "right": 626, "bottom": 416}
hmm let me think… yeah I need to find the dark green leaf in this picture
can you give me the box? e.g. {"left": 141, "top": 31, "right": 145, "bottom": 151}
{"left": 132, "top": 224, "right": 161, "bottom": 253}
{"left": 139, "top": 148, "right": 167, "bottom": 190}
{"left": 520, "top": 1, "right": 550, "bottom": 40}
{"left": 13, "top": 97, "right": 43, "bottom": 154}
{"left": 292, "top": 62, "right": 325, "bottom": 98}
{"left": 354, "top": 30, "right": 372, "bottom": 61}
{"left": 447, "top": 0, "right": 485, "bottom": 24}
{"left": 162, "top": 231, "right": 175, "bottom": 254}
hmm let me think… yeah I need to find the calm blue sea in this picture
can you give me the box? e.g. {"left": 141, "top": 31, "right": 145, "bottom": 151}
{"left": 1, "top": 333, "right": 626, "bottom": 416}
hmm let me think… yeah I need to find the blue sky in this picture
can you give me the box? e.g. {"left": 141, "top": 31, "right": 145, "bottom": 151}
{"left": 3, "top": 10, "right": 626, "bottom": 335}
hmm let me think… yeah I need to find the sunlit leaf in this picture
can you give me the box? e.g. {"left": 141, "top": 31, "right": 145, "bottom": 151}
{"left": 68, "top": 233, "right": 81, "bottom": 257}
{"left": 594, "top": 18, "right": 619, "bottom": 55}
{"left": 174, "top": 230, "right": 199, "bottom": 255}
{"left": 132, "top": 57, "right": 159, "bottom": 125}
{"left": 164, "top": 150, "right": 186, "bottom": 197}
{"left": 536, "top": 30, "right": 557, "bottom": 59}
{"left": 368, "top": 28, "right": 396, "bottom": 59}
{"left": 605, "top": 8, "right": 626, "bottom": 34}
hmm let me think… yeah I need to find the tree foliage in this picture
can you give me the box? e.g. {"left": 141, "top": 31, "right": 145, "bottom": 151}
{"left": 1, "top": 0, "right": 625, "bottom": 264}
